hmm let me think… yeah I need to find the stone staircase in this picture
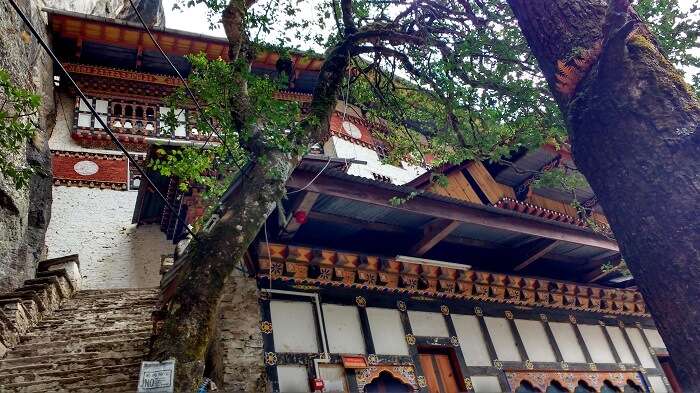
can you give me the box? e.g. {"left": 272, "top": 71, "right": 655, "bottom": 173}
{"left": 0, "top": 256, "right": 159, "bottom": 392}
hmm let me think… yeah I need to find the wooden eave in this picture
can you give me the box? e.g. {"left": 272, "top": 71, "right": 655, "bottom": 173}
{"left": 46, "top": 9, "right": 324, "bottom": 71}
{"left": 288, "top": 163, "right": 619, "bottom": 252}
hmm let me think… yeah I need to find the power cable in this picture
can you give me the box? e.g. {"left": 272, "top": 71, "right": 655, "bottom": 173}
{"left": 286, "top": 155, "right": 332, "bottom": 195}
{"left": 6, "top": 0, "right": 199, "bottom": 241}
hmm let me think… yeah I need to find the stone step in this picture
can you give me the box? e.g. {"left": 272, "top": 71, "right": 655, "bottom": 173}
{"left": 72, "top": 378, "right": 140, "bottom": 393}
{"left": 0, "top": 365, "right": 140, "bottom": 392}
{"left": 32, "top": 320, "right": 151, "bottom": 336}
{"left": 0, "top": 286, "right": 156, "bottom": 392}
{"left": 24, "top": 276, "right": 72, "bottom": 299}
{"left": 0, "top": 354, "right": 144, "bottom": 377}
{"left": 5, "top": 336, "right": 150, "bottom": 358}
{"left": 73, "top": 288, "right": 159, "bottom": 298}
{"left": 57, "top": 300, "right": 158, "bottom": 312}
{"left": 36, "top": 308, "right": 156, "bottom": 325}
{"left": 20, "top": 326, "right": 152, "bottom": 345}
{"left": 29, "top": 320, "right": 152, "bottom": 335}
{"left": 41, "top": 306, "right": 154, "bottom": 318}
{"left": 0, "top": 351, "right": 103, "bottom": 369}
{"left": 0, "top": 360, "right": 142, "bottom": 385}
{"left": 50, "top": 301, "right": 157, "bottom": 314}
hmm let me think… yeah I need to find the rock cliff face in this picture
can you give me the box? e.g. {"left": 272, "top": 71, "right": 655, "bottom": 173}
{"left": 0, "top": 0, "right": 163, "bottom": 290}
{"left": 0, "top": 0, "right": 56, "bottom": 290}
{"left": 116, "top": 0, "right": 166, "bottom": 27}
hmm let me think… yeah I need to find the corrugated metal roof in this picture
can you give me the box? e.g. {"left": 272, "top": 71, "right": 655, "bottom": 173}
{"left": 451, "top": 222, "right": 528, "bottom": 246}
{"left": 313, "top": 194, "right": 391, "bottom": 223}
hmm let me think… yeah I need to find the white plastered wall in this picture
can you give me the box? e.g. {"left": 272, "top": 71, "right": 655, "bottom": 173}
{"left": 452, "top": 314, "right": 491, "bottom": 366}
{"left": 45, "top": 187, "right": 173, "bottom": 289}
{"left": 643, "top": 329, "right": 666, "bottom": 349}
{"left": 471, "top": 376, "right": 501, "bottom": 393}
{"left": 270, "top": 300, "right": 319, "bottom": 353}
{"left": 549, "top": 322, "right": 586, "bottom": 363}
{"left": 408, "top": 311, "right": 449, "bottom": 337}
{"left": 626, "top": 327, "right": 656, "bottom": 368}
{"left": 578, "top": 324, "right": 616, "bottom": 363}
{"left": 277, "top": 365, "right": 310, "bottom": 393}
{"left": 605, "top": 326, "right": 636, "bottom": 364}
{"left": 46, "top": 93, "right": 174, "bottom": 289}
{"left": 514, "top": 319, "right": 556, "bottom": 362}
{"left": 484, "top": 317, "right": 521, "bottom": 361}
{"left": 366, "top": 307, "right": 409, "bottom": 356}
{"left": 323, "top": 136, "right": 425, "bottom": 185}
{"left": 322, "top": 304, "right": 365, "bottom": 354}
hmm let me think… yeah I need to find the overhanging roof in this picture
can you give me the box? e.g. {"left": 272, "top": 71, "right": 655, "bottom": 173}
{"left": 289, "top": 158, "right": 618, "bottom": 252}
{"left": 46, "top": 8, "right": 324, "bottom": 86}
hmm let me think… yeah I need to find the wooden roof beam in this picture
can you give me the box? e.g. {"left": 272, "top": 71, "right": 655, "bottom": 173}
{"left": 410, "top": 219, "right": 461, "bottom": 256}
{"left": 287, "top": 169, "right": 620, "bottom": 251}
{"left": 279, "top": 191, "right": 319, "bottom": 240}
{"left": 512, "top": 238, "right": 561, "bottom": 271}
{"left": 582, "top": 253, "right": 623, "bottom": 282}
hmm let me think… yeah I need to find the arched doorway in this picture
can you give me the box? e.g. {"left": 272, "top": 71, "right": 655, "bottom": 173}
{"left": 364, "top": 371, "right": 414, "bottom": 393}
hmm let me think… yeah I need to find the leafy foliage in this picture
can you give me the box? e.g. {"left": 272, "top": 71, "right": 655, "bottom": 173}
{"left": 636, "top": 0, "right": 700, "bottom": 93}
{"left": 0, "top": 68, "right": 41, "bottom": 190}
{"left": 150, "top": 54, "right": 303, "bottom": 196}
{"left": 158, "top": 0, "right": 700, "bottom": 208}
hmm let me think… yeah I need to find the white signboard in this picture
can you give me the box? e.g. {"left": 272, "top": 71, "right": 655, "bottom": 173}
{"left": 138, "top": 360, "right": 176, "bottom": 393}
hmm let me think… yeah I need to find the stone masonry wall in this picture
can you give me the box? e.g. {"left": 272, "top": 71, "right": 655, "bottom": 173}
{"left": 215, "top": 271, "right": 267, "bottom": 391}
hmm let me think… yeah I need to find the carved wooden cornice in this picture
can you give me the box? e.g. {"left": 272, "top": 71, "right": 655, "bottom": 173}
{"left": 494, "top": 197, "right": 586, "bottom": 227}
{"left": 257, "top": 242, "right": 649, "bottom": 317}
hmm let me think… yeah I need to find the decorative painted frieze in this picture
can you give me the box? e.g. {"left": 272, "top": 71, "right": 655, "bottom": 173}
{"left": 506, "top": 370, "right": 642, "bottom": 392}
{"left": 257, "top": 242, "right": 649, "bottom": 317}
{"left": 51, "top": 150, "right": 129, "bottom": 190}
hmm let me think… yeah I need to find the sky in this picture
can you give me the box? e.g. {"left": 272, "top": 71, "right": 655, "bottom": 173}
{"left": 163, "top": 0, "right": 697, "bottom": 41}
{"left": 162, "top": 0, "right": 699, "bottom": 77}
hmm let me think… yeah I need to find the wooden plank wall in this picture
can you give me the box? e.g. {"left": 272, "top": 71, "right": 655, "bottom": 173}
{"left": 464, "top": 162, "right": 506, "bottom": 204}
{"left": 429, "top": 171, "right": 482, "bottom": 204}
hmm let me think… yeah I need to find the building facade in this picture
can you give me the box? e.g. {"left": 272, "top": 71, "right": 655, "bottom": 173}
{"left": 34, "top": 9, "right": 681, "bottom": 393}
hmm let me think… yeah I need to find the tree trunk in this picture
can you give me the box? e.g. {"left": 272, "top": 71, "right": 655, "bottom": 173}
{"left": 150, "top": 150, "right": 295, "bottom": 391}
{"left": 149, "top": 4, "right": 352, "bottom": 384}
{"left": 508, "top": 0, "right": 700, "bottom": 389}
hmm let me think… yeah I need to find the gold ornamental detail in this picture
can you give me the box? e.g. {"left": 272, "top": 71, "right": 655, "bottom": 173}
{"left": 397, "top": 300, "right": 407, "bottom": 312}
{"left": 260, "top": 321, "right": 273, "bottom": 334}
{"left": 405, "top": 334, "right": 416, "bottom": 346}
{"left": 440, "top": 305, "right": 450, "bottom": 315}
{"left": 264, "top": 352, "right": 278, "bottom": 366}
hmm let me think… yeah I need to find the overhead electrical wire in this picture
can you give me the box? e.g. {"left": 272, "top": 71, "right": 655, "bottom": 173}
{"left": 5, "top": 0, "right": 198, "bottom": 241}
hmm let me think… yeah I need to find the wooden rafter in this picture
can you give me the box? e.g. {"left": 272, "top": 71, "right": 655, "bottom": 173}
{"left": 582, "top": 254, "right": 623, "bottom": 283}
{"left": 410, "top": 219, "right": 461, "bottom": 256}
{"left": 287, "top": 168, "right": 620, "bottom": 251}
{"left": 512, "top": 238, "right": 561, "bottom": 271}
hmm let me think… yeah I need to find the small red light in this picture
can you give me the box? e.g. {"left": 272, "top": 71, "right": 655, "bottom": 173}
{"left": 293, "top": 210, "right": 308, "bottom": 224}
{"left": 310, "top": 378, "right": 324, "bottom": 391}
